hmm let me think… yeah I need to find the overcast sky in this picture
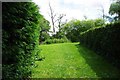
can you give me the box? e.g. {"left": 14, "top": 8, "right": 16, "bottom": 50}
{"left": 32, "top": 0, "right": 112, "bottom": 31}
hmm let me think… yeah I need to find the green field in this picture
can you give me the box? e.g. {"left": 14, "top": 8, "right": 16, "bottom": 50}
{"left": 32, "top": 43, "right": 120, "bottom": 78}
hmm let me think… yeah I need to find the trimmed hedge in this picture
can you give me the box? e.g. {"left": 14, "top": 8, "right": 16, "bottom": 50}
{"left": 44, "top": 38, "right": 70, "bottom": 44}
{"left": 2, "top": 2, "right": 41, "bottom": 79}
{"left": 80, "top": 22, "right": 120, "bottom": 67}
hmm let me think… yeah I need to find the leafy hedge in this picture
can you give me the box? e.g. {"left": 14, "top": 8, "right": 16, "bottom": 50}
{"left": 2, "top": 2, "right": 41, "bottom": 79}
{"left": 44, "top": 38, "right": 70, "bottom": 44}
{"left": 80, "top": 22, "right": 120, "bottom": 67}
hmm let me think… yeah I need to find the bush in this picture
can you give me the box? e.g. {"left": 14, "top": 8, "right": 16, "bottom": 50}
{"left": 80, "top": 22, "right": 120, "bottom": 67}
{"left": 2, "top": 2, "right": 41, "bottom": 79}
{"left": 44, "top": 38, "right": 70, "bottom": 44}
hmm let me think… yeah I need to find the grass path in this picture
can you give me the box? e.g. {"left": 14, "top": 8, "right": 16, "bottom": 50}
{"left": 32, "top": 43, "right": 120, "bottom": 78}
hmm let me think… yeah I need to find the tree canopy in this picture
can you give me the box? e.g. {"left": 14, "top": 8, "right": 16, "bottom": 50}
{"left": 109, "top": 1, "right": 120, "bottom": 20}
{"left": 39, "top": 15, "right": 51, "bottom": 43}
{"left": 53, "top": 18, "right": 105, "bottom": 42}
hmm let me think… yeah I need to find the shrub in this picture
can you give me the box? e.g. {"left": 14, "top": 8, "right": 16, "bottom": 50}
{"left": 44, "top": 38, "right": 70, "bottom": 44}
{"left": 2, "top": 2, "right": 41, "bottom": 79}
{"left": 80, "top": 22, "right": 120, "bottom": 67}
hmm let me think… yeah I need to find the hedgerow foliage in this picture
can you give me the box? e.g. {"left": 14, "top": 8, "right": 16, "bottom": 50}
{"left": 44, "top": 37, "right": 69, "bottom": 44}
{"left": 2, "top": 2, "right": 41, "bottom": 79}
{"left": 62, "top": 19, "right": 105, "bottom": 42}
{"left": 80, "top": 22, "right": 120, "bottom": 67}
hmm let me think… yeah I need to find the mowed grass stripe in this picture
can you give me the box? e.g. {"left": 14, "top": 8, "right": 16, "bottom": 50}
{"left": 32, "top": 43, "right": 120, "bottom": 78}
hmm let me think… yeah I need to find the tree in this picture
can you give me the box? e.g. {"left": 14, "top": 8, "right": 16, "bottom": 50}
{"left": 57, "top": 14, "right": 66, "bottom": 31}
{"left": 109, "top": 1, "right": 120, "bottom": 20}
{"left": 48, "top": 2, "right": 66, "bottom": 34}
{"left": 60, "top": 18, "right": 105, "bottom": 42}
{"left": 61, "top": 19, "right": 95, "bottom": 42}
{"left": 52, "top": 14, "right": 67, "bottom": 39}
{"left": 94, "top": 18, "right": 105, "bottom": 27}
{"left": 49, "top": 2, "right": 56, "bottom": 33}
{"left": 98, "top": 5, "right": 105, "bottom": 20}
{"left": 39, "top": 15, "right": 50, "bottom": 43}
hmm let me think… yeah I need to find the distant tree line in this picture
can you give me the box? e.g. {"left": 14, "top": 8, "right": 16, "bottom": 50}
{"left": 47, "top": 0, "right": 120, "bottom": 43}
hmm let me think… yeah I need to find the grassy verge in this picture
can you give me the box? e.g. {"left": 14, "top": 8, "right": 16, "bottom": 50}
{"left": 32, "top": 43, "right": 120, "bottom": 78}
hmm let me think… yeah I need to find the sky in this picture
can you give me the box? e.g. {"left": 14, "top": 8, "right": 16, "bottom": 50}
{"left": 32, "top": 0, "right": 112, "bottom": 31}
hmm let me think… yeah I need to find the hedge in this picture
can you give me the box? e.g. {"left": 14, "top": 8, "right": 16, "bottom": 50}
{"left": 44, "top": 38, "right": 70, "bottom": 44}
{"left": 2, "top": 2, "right": 41, "bottom": 79}
{"left": 80, "top": 22, "right": 120, "bottom": 67}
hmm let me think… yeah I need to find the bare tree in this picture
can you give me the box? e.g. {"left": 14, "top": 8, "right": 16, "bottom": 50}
{"left": 48, "top": 2, "right": 66, "bottom": 34}
{"left": 57, "top": 14, "right": 66, "bottom": 30}
{"left": 101, "top": 6, "right": 105, "bottom": 20}
{"left": 98, "top": 5, "right": 105, "bottom": 20}
{"left": 83, "top": 15, "right": 88, "bottom": 20}
{"left": 49, "top": 2, "right": 56, "bottom": 33}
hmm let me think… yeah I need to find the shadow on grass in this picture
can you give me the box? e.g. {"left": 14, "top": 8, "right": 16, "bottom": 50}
{"left": 75, "top": 44, "right": 120, "bottom": 78}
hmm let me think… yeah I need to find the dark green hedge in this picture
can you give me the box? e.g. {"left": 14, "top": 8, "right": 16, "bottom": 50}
{"left": 2, "top": 2, "right": 41, "bottom": 79}
{"left": 80, "top": 22, "right": 120, "bottom": 67}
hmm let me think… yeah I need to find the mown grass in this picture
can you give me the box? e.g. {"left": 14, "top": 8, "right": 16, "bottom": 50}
{"left": 32, "top": 42, "right": 120, "bottom": 78}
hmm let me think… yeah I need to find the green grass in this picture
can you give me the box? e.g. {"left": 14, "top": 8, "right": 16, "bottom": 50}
{"left": 32, "top": 42, "right": 120, "bottom": 78}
